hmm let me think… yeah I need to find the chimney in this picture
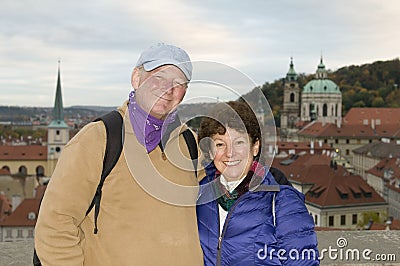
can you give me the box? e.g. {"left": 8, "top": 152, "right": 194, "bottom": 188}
{"left": 386, "top": 217, "right": 393, "bottom": 231}
{"left": 336, "top": 118, "right": 341, "bottom": 128}
{"left": 310, "top": 141, "right": 314, "bottom": 155}
{"left": 364, "top": 219, "right": 374, "bottom": 230}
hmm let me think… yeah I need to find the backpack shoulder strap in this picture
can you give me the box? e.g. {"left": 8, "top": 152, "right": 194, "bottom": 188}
{"left": 269, "top": 167, "right": 292, "bottom": 186}
{"left": 182, "top": 129, "right": 198, "bottom": 178}
{"left": 32, "top": 110, "right": 124, "bottom": 265}
{"left": 86, "top": 110, "right": 124, "bottom": 233}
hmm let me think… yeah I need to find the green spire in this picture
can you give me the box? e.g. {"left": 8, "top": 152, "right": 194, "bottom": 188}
{"left": 316, "top": 54, "right": 327, "bottom": 79}
{"left": 286, "top": 57, "right": 298, "bottom": 81}
{"left": 49, "top": 60, "right": 68, "bottom": 128}
{"left": 54, "top": 60, "right": 64, "bottom": 121}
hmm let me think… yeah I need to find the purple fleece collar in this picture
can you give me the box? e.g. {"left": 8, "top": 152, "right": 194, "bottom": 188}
{"left": 127, "top": 91, "right": 177, "bottom": 153}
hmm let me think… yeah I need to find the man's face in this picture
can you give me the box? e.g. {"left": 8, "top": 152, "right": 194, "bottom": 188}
{"left": 132, "top": 65, "right": 188, "bottom": 120}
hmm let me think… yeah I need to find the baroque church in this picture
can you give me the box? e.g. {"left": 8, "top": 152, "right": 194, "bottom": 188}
{"left": 0, "top": 61, "right": 70, "bottom": 186}
{"left": 280, "top": 57, "right": 342, "bottom": 138}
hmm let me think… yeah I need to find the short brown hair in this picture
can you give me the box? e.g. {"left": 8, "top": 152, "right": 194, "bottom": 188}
{"left": 198, "top": 101, "right": 261, "bottom": 158}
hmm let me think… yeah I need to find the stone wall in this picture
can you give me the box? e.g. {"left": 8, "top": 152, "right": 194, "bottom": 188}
{"left": 1, "top": 231, "right": 399, "bottom": 265}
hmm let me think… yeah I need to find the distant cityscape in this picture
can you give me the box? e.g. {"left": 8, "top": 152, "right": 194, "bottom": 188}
{"left": 0, "top": 57, "right": 399, "bottom": 243}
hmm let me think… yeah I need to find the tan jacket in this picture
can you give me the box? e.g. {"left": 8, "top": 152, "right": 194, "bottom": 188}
{"left": 35, "top": 103, "right": 204, "bottom": 266}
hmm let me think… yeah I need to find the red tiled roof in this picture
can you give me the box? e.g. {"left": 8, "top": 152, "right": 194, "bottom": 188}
{"left": 0, "top": 145, "right": 47, "bottom": 161}
{"left": 0, "top": 193, "right": 12, "bottom": 222}
{"left": 0, "top": 198, "right": 39, "bottom": 226}
{"left": 298, "top": 121, "right": 400, "bottom": 138}
{"left": 35, "top": 185, "right": 47, "bottom": 200}
{"left": 0, "top": 168, "right": 11, "bottom": 175}
{"left": 366, "top": 158, "right": 400, "bottom": 179}
{"left": 387, "top": 183, "right": 400, "bottom": 193}
{"left": 343, "top": 108, "right": 400, "bottom": 125}
{"left": 276, "top": 141, "right": 334, "bottom": 154}
{"left": 369, "top": 219, "right": 400, "bottom": 230}
{"left": 272, "top": 153, "right": 386, "bottom": 208}
{"left": 0, "top": 185, "right": 46, "bottom": 226}
{"left": 315, "top": 226, "right": 352, "bottom": 231}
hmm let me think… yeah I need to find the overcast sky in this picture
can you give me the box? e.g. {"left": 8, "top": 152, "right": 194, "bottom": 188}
{"left": 1, "top": 0, "right": 399, "bottom": 107}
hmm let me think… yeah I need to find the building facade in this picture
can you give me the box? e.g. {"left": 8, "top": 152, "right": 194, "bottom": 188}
{"left": 280, "top": 58, "right": 300, "bottom": 132}
{"left": 272, "top": 152, "right": 388, "bottom": 229}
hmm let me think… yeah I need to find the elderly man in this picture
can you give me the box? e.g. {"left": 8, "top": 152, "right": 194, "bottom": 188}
{"left": 35, "top": 43, "right": 203, "bottom": 265}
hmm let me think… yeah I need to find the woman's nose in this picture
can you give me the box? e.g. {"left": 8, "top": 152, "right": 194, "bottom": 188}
{"left": 225, "top": 144, "right": 234, "bottom": 157}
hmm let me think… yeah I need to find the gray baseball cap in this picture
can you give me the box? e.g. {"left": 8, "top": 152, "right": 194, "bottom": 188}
{"left": 135, "top": 43, "right": 192, "bottom": 81}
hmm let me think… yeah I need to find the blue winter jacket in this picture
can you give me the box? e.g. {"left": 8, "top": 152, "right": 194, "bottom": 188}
{"left": 196, "top": 166, "right": 319, "bottom": 266}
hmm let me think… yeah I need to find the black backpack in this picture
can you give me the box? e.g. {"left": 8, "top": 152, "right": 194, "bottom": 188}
{"left": 33, "top": 110, "right": 199, "bottom": 265}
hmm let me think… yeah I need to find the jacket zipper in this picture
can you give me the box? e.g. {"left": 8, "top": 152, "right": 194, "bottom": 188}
{"left": 216, "top": 196, "right": 245, "bottom": 266}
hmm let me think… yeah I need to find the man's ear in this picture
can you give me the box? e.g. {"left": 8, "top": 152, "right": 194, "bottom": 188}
{"left": 131, "top": 67, "right": 141, "bottom": 89}
{"left": 208, "top": 149, "right": 215, "bottom": 160}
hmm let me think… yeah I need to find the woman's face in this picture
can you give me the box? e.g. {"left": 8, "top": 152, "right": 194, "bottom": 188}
{"left": 210, "top": 127, "right": 260, "bottom": 181}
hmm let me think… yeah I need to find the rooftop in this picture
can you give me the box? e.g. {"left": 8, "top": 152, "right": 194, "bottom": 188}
{"left": 272, "top": 153, "right": 386, "bottom": 208}
{"left": 0, "top": 145, "right": 47, "bottom": 161}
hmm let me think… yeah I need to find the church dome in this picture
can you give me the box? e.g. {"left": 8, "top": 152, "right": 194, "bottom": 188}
{"left": 302, "top": 56, "right": 341, "bottom": 94}
{"left": 303, "top": 79, "right": 340, "bottom": 94}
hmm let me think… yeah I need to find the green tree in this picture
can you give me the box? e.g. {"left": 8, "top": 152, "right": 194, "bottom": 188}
{"left": 357, "top": 211, "right": 386, "bottom": 228}
{"left": 371, "top": 97, "right": 385, "bottom": 107}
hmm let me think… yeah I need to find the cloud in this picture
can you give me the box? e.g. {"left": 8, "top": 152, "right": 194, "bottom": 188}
{"left": 0, "top": 0, "right": 399, "bottom": 107}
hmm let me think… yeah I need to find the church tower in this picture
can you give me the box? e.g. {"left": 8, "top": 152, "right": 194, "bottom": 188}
{"left": 280, "top": 57, "right": 300, "bottom": 131}
{"left": 47, "top": 61, "right": 70, "bottom": 161}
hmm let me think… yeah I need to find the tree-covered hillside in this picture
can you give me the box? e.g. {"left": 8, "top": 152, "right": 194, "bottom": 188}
{"left": 244, "top": 58, "right": 400, "bottom": 126}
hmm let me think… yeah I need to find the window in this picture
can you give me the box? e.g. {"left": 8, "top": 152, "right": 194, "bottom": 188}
{"left": 290, "top": 92, "right": 295, "bottom": 102}
{"left": 28, "top": 229, "right": 34, "bottom": 238}
{"left": 27, "top": 212, "right": 36, "bottom": 220}
{"left": 315, "top": 215, "right": 318, "bottom": 225}
{"left": 309, "top": 103, "right": 315, "bottom": 116}
{"left": 323, "top": 104, "right": 328, "bottom": 117}
{"left": 329, "top": 216, "right": 334, "bottom": 226}
{"left": 56, "top": 130, "right": 60, "bottom": 135}
{"left": 340, "top": 215, "right": 346, "bottom": 226}
{"left": 36, "top": 166, "right": 45, "bottom": 178}
{"left": 352, "top": 214, "right": 357, "bottom": 225}
{"left": 18, "top": 166, "right": 27, "bottom": 175}
{"left": 346, "top": 139, "right": 350, "bottom": 144}
{"left": 6, "top": 229, "right": 12, "bottom": 238}
{"left": 335, "top": 139, "right": 339, "bottom": 144}
{"left": 17, "top": 229, "right": 23, "bottom": 238}
{"left": 346, "top": 149, "right": 350, "bottom": 155}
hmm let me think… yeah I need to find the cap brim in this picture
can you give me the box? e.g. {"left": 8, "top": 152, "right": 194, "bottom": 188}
{"left": 143, "top": 60, "right": 191, "bottom": 81}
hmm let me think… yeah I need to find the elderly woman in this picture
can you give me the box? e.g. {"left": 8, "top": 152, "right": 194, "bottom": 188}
{"left": 196, "top": 101, "right": 319, "bottom": 265}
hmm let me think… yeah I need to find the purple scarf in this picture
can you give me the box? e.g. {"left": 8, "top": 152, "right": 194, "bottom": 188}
{"left": 128, "top": 91, "right": 177, "bottom": 153}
